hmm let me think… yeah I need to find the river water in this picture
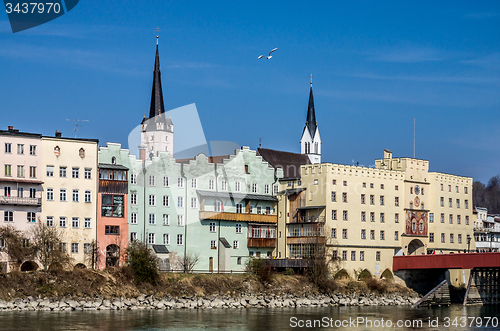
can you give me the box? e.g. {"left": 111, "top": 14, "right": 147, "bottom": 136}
{"left": 0, "top": 305, "right": 499, "bottom": 330}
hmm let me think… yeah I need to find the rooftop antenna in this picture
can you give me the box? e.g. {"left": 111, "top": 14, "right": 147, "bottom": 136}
{"left": 413, "top": 118, "right": 415, "bottom": 158}
{"left": 259, "top": 138, "right": 261, "bottom": 148}
{"left": 66, "top": 119, "right": 89, "bottom": 138}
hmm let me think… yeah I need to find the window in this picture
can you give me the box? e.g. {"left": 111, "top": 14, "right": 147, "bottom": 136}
{"left": 360, "top": 251, "right": 365, "bottom": 261}
{"left": 163, "top": 234, "right": 170, "bottom": 245}
{"left": 450, "top": 234, "right": 454, "bottom": 243}
{"left": 441, "top": 233, "right": 445, "bottom": 243}
{"left": 429, "top": 233, "right": 434, "bottom": 242}
{"left": 449, "top": 214, "right": 453, "bottom": 224}
{"left": 342, "top": 210, "right": 348, "bottom": 221}
{"left": 46, "top": 188, "right": 54, "bottom": 201}
{"left": 464, "top": 187, "right": 468, "bottom": 194}
{"left": 59, "top": 167, "right": 67, "bottom": 178}
{"left": 370, "top": 195, "right": 374, "bottom": 205}
{"left": 102, "top": 194, "right": 124, "bottom": 217}
{"left": 395, "top": 213, "right": 399, "bottom": 223}
{"left": 332, "top": 210, "right": 337, "bottom": 220}
{"left": 380, "top": 230, "right": 385, "bottom": 240}
{"left": 409, "top": 202, "right": 413, "bottom": 209}
{"left": 237, "top": 257, "right": 242, "bottom": 265}
{"left": 458, "top": 234, "right": 462, "bottom": 244}
{"left": 191, "top": 197, "right": 197, "bottom": 208}
{"left": 3, "top": 186, "right": 11, "bottom": 198}
{"left": 314, "top": 179, "right": 318, "bottom": 185}
{"left": 149, "top": 194, "right": 156, "bottom": 206}
{"left": 370, "top": 230, "right": 375, "bottom": 240}
{"left": 84, "top": 190, "right": 91, "bottom": 203}
{"left": 332, "top": 228, "right": 337, "bottom": 238}
{"left": 361, "top": 229, "right": 366, "bottom": 239}
{"left": 264, "top": 184, "right": 270, "bottom": 194}
{"left": 29, "top": 166, "right": 36, "bottom": 178}
{"left": 210, "top": 240, "right": 216, "bottom": 249}
{"left": 429, "top": 213, "right": 434, "bottom": 223}
{"left": 252, "top": 183, "right": 257, "bottom": 193}
{"left": 457, "top": 215, "right": 461, "bottom": 224}
{"left": 131, "top": 193, "right": 137, "bottom": 205}
{"left": 370, "top": 183, "right": 374, "bottom": 188}
{"left": 5, "top": 143, "right": 11, "bottom": 154}
{"left": 18, "top": 187, "right": 23, "bottom": 198}
{"left": 59, "top": 217, "right": 67, "bottom": 228}
{"left": 456, "top": 199, "right": 460, "bottom": 208}
{"left": 209, "top": 179, "right": 214, "bottom": 190}
{"left": 59, "top": 189, "right": 67, "bottom": 202}
{"left": 147, "top": 175, "right": 155, "bottom": 186}
{"left": 60, "top": 243, "right": 67, "bottom": 253}
{"left": 163, "top": 195, "right": 169, "bottom": 207}
{"left": 381, "top": 184, "right": 384, "bottom": 189}
{"left": 395, "top": 231, "right": 399, "bottom": 240}
{"left": 191, "top": 178, "right": 197, "bottom": 188}
{"left": 4, "top": 211, "right": 13, "bottom": 222}
{"left": 235, "top": 181, "right": 241, "bottom": 192}
{"left": 466, "top": 216, "right": 469, "bottom": 225}
{"left": 395, "top": 197, "right": 399, "bottom": 206}
{"left": 236, "top": 223, "right": 242, "bottom": 233}
{"left": 72, "top": 167, "right": 79, "bottom": 179}
{"left": 332, "top": 179, "right": 337, "bottom": 185}
{"left": 84, "top": 168, "right": 92, "bottom": 179}
{"left": 148, "top": 233, "right": 155, "bottom": 244}
{"left": 361, "top": 211, "right": 366, "bottom": 222}
{"left": 4, "top": 164, "right": 11, "bottom": 177}
{"left": 177, "top": 215, "right": 184, "bottom": 226}
{"left": 342, "top": 251, "right": 347, "bottom": 261}
{"left": 17, "top": 144, "right": 24, "bottom": 155}
{"left": 163, "top": 214, "right": 169, "bottom": 225}
{"left": 149, "top": 213, "right": 156, "bottom": 225}
{"left": 46, "top": 166, "right": 54, "bottom": 177}
{"left": 177, "top": 196, "right": 183, "bottom": 208}
{"left": 233, "top": 240, "right": 239, "bottom": 249}
{"left": 274, "top": 185, "right": 279, "bottom": 194}
{"left": 236, "top": 203, "right": 243, "bottom": 213}
{"left": 362, "top": 182, "right": 366, "bottom": 188}
{"left": 209, "top": 222, "right": 216, "bottom": 232}
{"left": 360, "top": 194, "right": 365, "bottom": 204}
{"left": 71, "top": 243, "right": 78, "bottom": 254}
{"left": 214, "top": 201, "right": 222, "bottom": 212}
{"left": 465, "top": 200, "right": 469, "bottom": 209}
{"left": 370, "top": 212, "right": 375, "bottom": 222}
{"left": 342, "top": 192, "right": 347, "bottom": 203}
{"left": 178, "top": 177, "right": 184, "bottom": 188}
{"left": 441, "top": 213, "right": 444, "bottom": 223}
{"left": 72, "top": 217, "right": 79, "bottom": 228}
{"left": 177, "top": 234, "right": 183, "bottom": 245}
{"left": 72, "top": 189, "right": 79, "bottom": 202}
{"left": 84, "top": 218, "right": 91, "bottom": 228}
{"left": 449, "top": 198, "right": 452, "bottom": 207}
{"left": 24, "top": 211, "right": 35, "bottom": 223}
{"left": 421, "top": 188, "right": 424, "bottom": 195}
{"left": 440, "top": 197, "right": 444, "bottom": 207}
{"left": 380, "top": 213, "right": 385, "bottom": 223}
{"left": 105, "top": 225, "right": 120, "bottom": 235}
{"left": 351, "top": 251, "right": 356, "bottom": 261}
{"left": 17, "top": 165, "right": 24, "bottom": 178}
{"left": 46, "top": 216, "right": 54, "bottom": 227}
{"left": 84, "top": 243, "right": 91, "bottom": 254}
{"left": 342, "top": 229, "right": 347, "bottom": 239}
{"left": 376, "top": 251, "right": 381, "bottom": 261}
{"left": 29, "top": 188, "right": 36, "bottom": 198}
{"left": 380, "top": 196, "right": 384, "bottom": 205}
{"left": 448, "top": 185, "right": 451, "bottom": 192}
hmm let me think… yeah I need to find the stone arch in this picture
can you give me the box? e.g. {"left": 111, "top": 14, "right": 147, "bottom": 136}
{"left": 334, "top": 269, "right": 351, "bottom": 280}
{"left": 106, "top": 244, "right": 120, "bottom": 267}
{"left": 48, "top": 262, "right": 63, "bottom": 272}
{"left": 20, "top": 261, "right": 38, "bottom": 272}
{"left": 357, "top": 268, "right": 372, "bottom": 281}
{"left": 74, "top": 263, "right": 87, "bottom": 270}
{"left": 407, "top": 239, "right": 425, "bottom": 255}
{"left": 380, "top": 268, "right": 394, "bottom": 280}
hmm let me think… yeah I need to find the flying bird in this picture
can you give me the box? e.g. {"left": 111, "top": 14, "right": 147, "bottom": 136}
{"left": 258, "top": 47, "right": 278, "bottom": 59}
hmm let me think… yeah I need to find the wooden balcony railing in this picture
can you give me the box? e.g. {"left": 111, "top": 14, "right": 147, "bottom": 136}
{"left": 199, "top": 211, "right": 277, "bottom": 224}
{"left": 0, "top": 196, "right": 41, "bottom": 206}
{"left": 247, "top": 238, "right": 276, "bottom": 248}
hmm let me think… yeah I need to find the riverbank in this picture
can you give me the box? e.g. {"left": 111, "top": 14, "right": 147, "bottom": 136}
{"left": 0, "top": 268, "right": 420, "bottom": 311}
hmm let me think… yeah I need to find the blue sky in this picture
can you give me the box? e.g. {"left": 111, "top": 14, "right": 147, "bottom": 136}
{"left": 1, "top": 1, "right": 500, "bottom": 182}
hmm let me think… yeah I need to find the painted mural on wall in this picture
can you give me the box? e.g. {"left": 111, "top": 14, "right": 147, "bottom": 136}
{"left": 405, "top": 210, "right": 428, "bottom": 236}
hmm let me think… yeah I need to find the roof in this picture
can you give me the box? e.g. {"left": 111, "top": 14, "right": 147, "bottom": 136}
{"left": 176, "top": 155, "right": 230, "bottom": 164}
{"left": 149, "top": 43, "right": 165, "bottom": 119}
{"left": 306, "top": 86, "right": 317, "bottom": 138}
{"left": 0, "top": 129, "right": 41, "bottom": 138}
{"left": 152, "top": 245, "right": 169, "bottom": 254}
{"left": 284, "top": 188, "right": 306, "bottom": 196}
{"left": 297, "top": 205, "right": 326, "bottom": 210}
{"left": 219, "top": 237, "right": 231, "bottom": 248}
{"left": 98, "top": 163, "right": 129, "bottom": 170}
{"left": 257, "top": 148, "right": 310, "bottom": 179}
{"left": 197, "top": 190, "right": 278, "bottom": 202}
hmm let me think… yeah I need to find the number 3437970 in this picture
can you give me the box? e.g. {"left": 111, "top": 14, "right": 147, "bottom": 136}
{"left": 5, "top": 3, "right": 61, "bottom": 14}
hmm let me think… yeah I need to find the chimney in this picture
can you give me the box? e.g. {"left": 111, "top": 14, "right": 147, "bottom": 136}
{"left": 55, "top": 131, "right": 62, "bottom": 138}
{"left": 139, "top": 146, "right": 146, "bottom": 162}
{"left": 8, "top": 126, "right": 13, "bottom": 131}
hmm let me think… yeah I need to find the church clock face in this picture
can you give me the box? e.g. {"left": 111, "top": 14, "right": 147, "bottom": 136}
{"left": 414, "top": 185, "right": 420, "bottom": 195}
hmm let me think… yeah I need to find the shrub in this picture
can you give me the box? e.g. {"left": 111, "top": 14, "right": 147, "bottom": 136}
{"left": 285, "top": 268, "right": 295, "bottom": 276}
{"left": 126, "top": 241, "right": 159, "bottom": 285}
{"left": 247, "top": 258, "right": 274, "bottom": 283}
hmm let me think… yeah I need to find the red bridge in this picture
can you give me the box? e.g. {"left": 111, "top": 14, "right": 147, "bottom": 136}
{"left": 393, "top": 252, "right": 500, "bottom": 271}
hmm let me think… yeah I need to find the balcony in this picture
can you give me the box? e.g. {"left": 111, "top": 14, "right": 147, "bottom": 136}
{"left": 199, "top": 211, "right": 277, "bottom": 224}
{"left": 0, "top": 196, "right": 41, "bottom": 206}
{"left": 247, "top": 238, "right": 276, "bottom": 248}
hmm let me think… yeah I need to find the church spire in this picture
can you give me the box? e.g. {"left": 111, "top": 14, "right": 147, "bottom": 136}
{"left": 306, "top": 74, "right": 317, "bottom": 138}
{"left": 149, "top": 30, "right": 165, "bottom": 119}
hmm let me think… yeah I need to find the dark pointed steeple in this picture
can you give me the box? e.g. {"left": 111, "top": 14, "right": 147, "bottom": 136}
{"left": 149, "top": 34, "right": 165, "bottom": 119}
{"left": 306, "top": 82, "right": 317, "bottom": 138}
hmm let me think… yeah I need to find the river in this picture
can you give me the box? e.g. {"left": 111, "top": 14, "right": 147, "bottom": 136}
{"left": 0, "top": 305, "right": 499, "bottom": 330}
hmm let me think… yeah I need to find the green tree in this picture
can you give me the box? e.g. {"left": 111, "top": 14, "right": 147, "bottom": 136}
{"left": 126, "top": 241, "right": 159, "bottom": 285}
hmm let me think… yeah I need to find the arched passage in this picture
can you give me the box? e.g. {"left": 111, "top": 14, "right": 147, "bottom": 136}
{"left": 20, "top": 261, "right": 38, "bottom": 272}
{"left": 408, "top": 239, "right": 425, "bottom": 255}
{"left": 380, "top": 268, "right": 394, "bottom": 280}
{"left": 74, "top": 263, "right": 87, "bottom": 270}
{"left": 334, "top": 269, "right": 351, "bottom": 279}
{"left": 106, "top": 244, "right": 120, "bottom": 267}
{"left": 357, "top": 269, "right": 372, "bottom": 281}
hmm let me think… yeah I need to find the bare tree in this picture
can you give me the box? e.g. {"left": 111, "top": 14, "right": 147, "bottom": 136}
{"left": 0, "top": 225, "right": 35, "bottom": 270}
{"left": 84, "top": 240, "right": 101, "bottom": 270}
{"left": 30, "top": 219, "right": 72, "bottom": 270}
{"left": 180, "top": 253, "right": 200, "bottom": 273}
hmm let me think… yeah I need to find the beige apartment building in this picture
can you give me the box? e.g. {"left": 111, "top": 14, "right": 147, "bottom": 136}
{"left": 40, "top": 132, "right": 98, "bottom": 267}
{"left": 277, "top": 149, "right": 475, "bottom": 279}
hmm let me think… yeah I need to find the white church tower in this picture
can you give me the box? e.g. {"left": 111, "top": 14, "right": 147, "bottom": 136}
{"left": 140, "top": 33, "right": 174, "bottom": 160}
{"left": 300, "top": 77, "right": 321, "bottom": 164}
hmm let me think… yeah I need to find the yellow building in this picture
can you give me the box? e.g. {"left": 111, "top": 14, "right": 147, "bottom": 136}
{"left": 40, "top": 132, "right": 98, "bottom": 267}
{"left": 276, "top": 149, "right": 475, "bottom": 279}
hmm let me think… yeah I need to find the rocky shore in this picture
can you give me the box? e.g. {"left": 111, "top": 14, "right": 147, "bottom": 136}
{"left": 0, "top": 293, "right": 420, "bottom": 311}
